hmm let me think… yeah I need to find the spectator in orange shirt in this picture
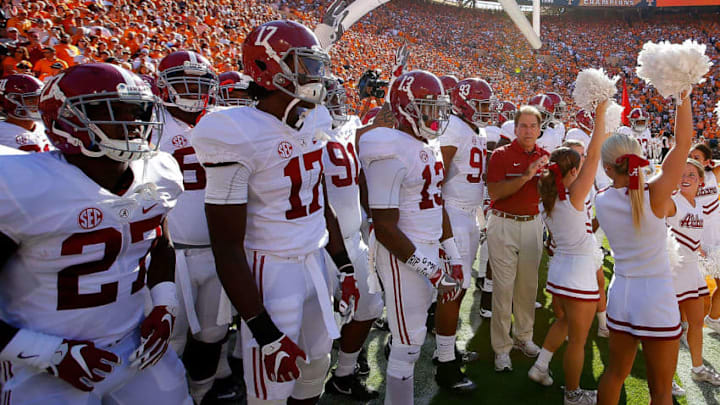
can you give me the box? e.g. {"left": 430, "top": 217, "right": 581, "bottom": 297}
{"left": 39, "top": 61, "right": 64, "bottom": 82}
{"left": 6, "top": 9, "right": 32, "bottom": 34}
{"left": 54, "top": 34, "right": 79, "bottom": 66}
{"left": 2, "top": 47, "right": 30, "bottom": 77}
{"left": 32, "top": 47, "right": 68, "bottom": 78}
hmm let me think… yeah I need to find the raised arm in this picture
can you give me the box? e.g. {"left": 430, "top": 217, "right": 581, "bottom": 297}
{"left": 569, "top": 100, "right": 609, "bottom": 210}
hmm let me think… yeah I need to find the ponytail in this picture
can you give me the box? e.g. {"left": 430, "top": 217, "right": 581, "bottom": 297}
{"left": 538, "top": 147, "right": 581, "bottom": 218}
{"left": 602, "top": 134, "right": 646, "bottom": 230}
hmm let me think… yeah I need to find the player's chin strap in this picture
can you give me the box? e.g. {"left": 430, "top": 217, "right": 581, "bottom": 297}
{"left": 282, "top": 98, "right": 302, "bottom": 128}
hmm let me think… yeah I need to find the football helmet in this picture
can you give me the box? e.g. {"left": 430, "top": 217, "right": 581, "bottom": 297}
{"left": 575, "top": 109, "right": 594, "bottom": 133}
{"left": 390, "top": 70, "right": 451, "bottom": 140}
{"left": 218, "top": 71, "right": 254, "bottom": 107}
{"left": 497, "top": 101, "right": 517, "bottom": 125}
{"left": 439, "top": 75, "right": 459, "bottom": 93}
{"left": 0, "top": 74, "right": 43, "bottom": 120}
{"left": 361, "top": 106, "right": 381, "bottom": 125}
{"left": 139, "top": 74, "right": 161, "bottom": 98}
{"left": 545, "top": 91, "right": 566, "bottom": 121}
{"left": 528, "top": 94, "right": 556, "bottom": 129}
{"left": 39, "top": 63, "right": 163, "bottom": 162}
{"left": 450, "top": 78, "right": 495, "bottom": 128}
{"left": 627, "top": 107, "right": 649, "bottom": 133}
{"left": 325, "top": 76, "right": 349, "bottom": 124}
{"left": 157, "top": 50, "right": 218, "bottom": 113}
{"left": 243, "top": 20, "right": 330, "bottom": 104}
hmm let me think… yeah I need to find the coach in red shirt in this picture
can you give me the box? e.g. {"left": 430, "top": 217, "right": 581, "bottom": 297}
{"left": 486, "top": 106, "right": 549, "bottom": 371}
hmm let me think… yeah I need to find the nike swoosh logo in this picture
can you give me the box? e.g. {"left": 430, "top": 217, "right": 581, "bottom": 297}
{"left": 142, "top": 203, "right": 158, "bottom": 214}
{"left": 332, "top": 381, "right": 352, "bottom": 395}
{"left": 513, "top": 163, "right": 521, "bottom": 167}
{"left": 440, "top": 279, "right": 456, "bottom": 287}
{"left": 71, "top": 345, "right": 92, "bottom": 376}
{"left": 17, "top": 352, "right": 38, "bottom": 360}
{"left": 274, "top": 352, "right": 290, "bottom": 375}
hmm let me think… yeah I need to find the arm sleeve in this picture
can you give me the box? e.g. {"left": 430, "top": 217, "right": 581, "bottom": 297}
{"left": 204, "top": 163, "right": 251, "bottom": 205}
{"left": 365, "top": 158, "right": 406, "bottom": 209}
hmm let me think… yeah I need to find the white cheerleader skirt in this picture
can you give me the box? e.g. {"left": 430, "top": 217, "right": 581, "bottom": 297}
{"left": 606, "top": 275, "right": 682, "bottom": 340}
{"left": 672, "top": 261, "right": 710, "bottom": 303}
{"left": 546, "top": 252, "right": 601, "bottom": 302}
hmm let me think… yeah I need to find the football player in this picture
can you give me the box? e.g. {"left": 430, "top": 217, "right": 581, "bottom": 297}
{"left": 190, "top": 20, "right": 360, "bottom": 405}
{"left": 0, "top": 63, "right": 190, "bottom": 404}
{"left": 0, "top": 74, "right": 52, "bottom": 152}
{"left": 529, "top": 94, "right": 563, "bottom": 152}
{"left": 321, "top": 77, "right": 384, "bottom": 400}
{"left": 218, "top": 71, "right": 254, "bottom": 107}
{"left": 359, "top": 70, "right": 461, "bottom": 405}
{"left": 154, "top": 50, "right": 238, "bottom": 405}
{"left": 566, "top": 109, "right": 612, "bottom": 191}
{"left": 617, "top": 107, "right": 653, "bottom": 158}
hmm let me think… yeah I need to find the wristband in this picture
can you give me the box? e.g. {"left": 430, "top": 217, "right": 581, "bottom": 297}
{"left": 0, "top": 328, "right": 63, "bottom": 369}
{"left": 150, "top": 281, "right": 179, "bottom": 316}
{"left": 331, "top": 251, "right": 353, "bottom": 274}
{"left": 405, "top": 250, "right": 440, "bottom": 279}
{"left": 246, "top": 310, "right": 283, "bottom": 346}
{"left": 441, "top": 238, "right": 462, "bottom": 265}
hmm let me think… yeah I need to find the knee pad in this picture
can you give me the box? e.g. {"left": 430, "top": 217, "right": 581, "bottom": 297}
{"left": 386, "top": 343, "right": 421, "bottom": 380}
{"left": 193, "top": 325, "right": 228, "bottom": 344}
{"left": 291, "top": 354, "right": 331, "bottom": 400}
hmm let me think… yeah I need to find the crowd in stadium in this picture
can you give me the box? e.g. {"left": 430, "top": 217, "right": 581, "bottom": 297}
{"left": 1, "top": 1, "right": 720, "bottom": 405}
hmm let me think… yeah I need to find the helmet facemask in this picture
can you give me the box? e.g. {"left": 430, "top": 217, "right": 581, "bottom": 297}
{"left": 159, "top": 61, "right": 219, "bottom": 112}
{"left": 553, "top": 101, "right": 567, "bottom": 121}
{"left": 272, "top": 47, "right": 330, "bottom": 105}
{"left": 219, "top": 78, "right": 254, "bottom": 107}
{"left": 465, "top": 96, "right": 497, "bottom": 128}
{"left": 325, "top": 85, "right": 350, "bottom": 125}
{"left": 56, "top": 83, "right": 164, "bottom": 162}
{"left": 6, "top": 90, "right": 41, "bottom": 120}
{"left": 400, "top": 95, "right": 451, "bottom": 140}
{"left": 630, "top": 117, "right": 648, "bottom": 133}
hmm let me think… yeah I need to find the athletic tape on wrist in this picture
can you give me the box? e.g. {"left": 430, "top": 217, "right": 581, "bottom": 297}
{"left": 0, "top": 328, "right": 63, "bottom": 369}
{"left": 405, "top": 250, "right": 439, "bottom": 279}
{"left": 440, "top": 238, "right": 462, "bottom": 265}
{"left": 150, "top": 281, "right": 179, "bottom": 312}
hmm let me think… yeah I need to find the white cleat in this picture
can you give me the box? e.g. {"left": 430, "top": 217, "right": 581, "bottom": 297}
{"left": 564, "top": 388, "right": 597, "bottom": 405}
{"left": 513, "top": 339, "right": 541, "bottom": 357}
{"left": 671, "top": 381, "right": 686, "bottom": 397}
{"left": 692, "top": 365, "right": 720, "bottom": 386}
{"left": 705, "top": 315, "right": 720, "bottom": 334}
{"left": 494, "top": 353, "right": 512, "bottom": 372}
{"left": 528, "top": 364, "right": 553, "bottom": 386}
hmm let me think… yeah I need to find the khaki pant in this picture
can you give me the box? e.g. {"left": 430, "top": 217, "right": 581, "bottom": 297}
{"left": 487, "top": 212, "right": 543, "bottom": 354}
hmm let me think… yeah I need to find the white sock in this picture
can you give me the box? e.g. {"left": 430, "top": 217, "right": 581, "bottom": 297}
{"left": 385, "top": 375, "right": 413, "bottom": 405}
{"left": 693, "top": 365, "right": 705, "bottom": 373}
{"left": 596, "top": 311, "right": 607, "bottom": 329}
{"left": 189, "top": 376, "right": 215, "bottom": 405}
{"left": 232, "top": 333, "right": 243, "bottom": 359}
{"left": 535, "top": 348, "right": 553, "bottom": 369}
{"left": 335, "top": 349, "right": 361, "bottom": 377}
{"left": 215, "top": 342, "right": 232, "bottom": 379}
{"left": 435, "top": 334, "right": 456, "bottom": 363}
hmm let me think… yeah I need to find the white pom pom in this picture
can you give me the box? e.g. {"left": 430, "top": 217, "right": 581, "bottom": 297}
{"left": 604, "top": 101, "right": 624, "bottom": 133}
{"left": 667, "top": 229, "right": 682, "bottom": 271}
{"left": 572, "top": 68, "right": 619, "bottom": 112}
{"left": 715, "top": 100, "right": 720, "bottom": 126}
{"left": 701, "top": 244, "right": 720, "bottom": 278}
{"left": 636, "top": 39, "right": 712, "bottom": 105}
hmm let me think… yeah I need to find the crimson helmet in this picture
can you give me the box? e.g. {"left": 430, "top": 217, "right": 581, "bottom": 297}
{"left": 545, "top": 91, "right": 566, "bottom": 121}
{"left": 39, "top": 63, "right": 163, "bottom": 162}
{"left": 243, "top": 20, "right": 329, "bottom": 104}
{"left": 627, "top": 107, "right": 649, "bottom": 132}
{"left": 439, "top": 75, "right": 459, "bottom": 93}
{"left": 390, "top": 70, "right": 451, "bottom": 140}
{"left": 528, "top": 94, "right": 556, "bottom": 129}
{"left": 218, "top": 71, "right": 254, "bottom": 107}
{"left": 497, "top": 101, "right": 517, "bottom": 125}
{"left": 0, "top": 74, "right": 43, "bottom": 120}
{"left": 157, "top": 50, "right": 218, "bottom": 113}
{"left": 361, "top": 106, "right": 381, "bottom": 125}
{"left": 575, "top": 109, "right": 595, "bottom": 133}
{"left": 450, "top": 78, "right": 495, "bottom": 128}
{"left": 325, "top": 76, "right": 349, "bottom": 124}
{"left": 139, "top": 74, "right": 161, "bottom": 98}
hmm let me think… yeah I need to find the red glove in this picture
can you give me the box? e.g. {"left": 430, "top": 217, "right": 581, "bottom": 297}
{"left": 261, "top": 335, "right": 308, "bottom": 382}
{"left": 47, "top": 339, "right": 120, "bottom": 392}
{"left": 428, "top": 266, "right": 461, "bottom": 304}
{"left": 338, "top": 272, "right": 360, "bottom": 317}
{"left": 130, "top": 306, "right": 175, "bottom": 370}
{"left": 450, "top": 264, "right": 464, "bottom": 288}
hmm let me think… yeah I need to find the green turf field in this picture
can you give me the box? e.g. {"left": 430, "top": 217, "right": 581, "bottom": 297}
{"left": 319, "top": 236, "right": 720, "bottom": 405}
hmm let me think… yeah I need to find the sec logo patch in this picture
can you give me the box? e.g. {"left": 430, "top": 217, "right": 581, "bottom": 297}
{"left": 419, "top": 150, "right": 429, "bottom": 163}
{"left": 78, "top": 207, "right": 103, "bottom": 230}
{"left": 172, "top": 135, "right": 188, "bottom": 148}
{"left": 277, "top": 141, "right": 293, "bottom": 159}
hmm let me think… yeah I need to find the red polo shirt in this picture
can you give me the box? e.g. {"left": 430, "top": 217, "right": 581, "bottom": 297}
{"left": 487, "top": 139, "right": 549, "bottom": 215}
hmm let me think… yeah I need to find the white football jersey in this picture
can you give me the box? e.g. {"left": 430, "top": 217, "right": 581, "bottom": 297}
{"left": 0, "top": 121, "right": 51, "bottom": 152}
{"left": 536, "top": 125, "right": 564, "bottom": 152}
{"left": 439, "top": 115, "right": 486, "bottom": 208}
{"left": 617, "top": 126, "right": 652, "bottom": 157}
{"left": 0, "top": 144, "right": 25, "bottom": 155}
{"left": 500, "top": 121, "right": 515, "bottom": 141}
{"left": 157, "top": 108, "right": 209, "bottom": 246}
{"left": 565, "top": 127, "right": 590, "bottom": 146}
{"left": 191, "top": 106, "right": 331, "bottom": 256}
{"left": 596, "top": 185, "right": 671, "bottom": 278}
{"left": 322, "top": 113, "right": 363, "bottom": 238}
{"left": 667, "top": 192, "right": 703, "bottom": 266}
{"left": 484, "top": 125, "right": 501, "bottom": 145}
{"left": 359, "top": 127, "right": 444, "bottom": 244}
{"left": 0, "top": 151, "right": 183, "bottom": 346}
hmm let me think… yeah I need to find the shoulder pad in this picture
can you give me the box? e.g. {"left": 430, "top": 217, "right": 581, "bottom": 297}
{"left": 191, "top": 107, "right": 259, "bottom": 169}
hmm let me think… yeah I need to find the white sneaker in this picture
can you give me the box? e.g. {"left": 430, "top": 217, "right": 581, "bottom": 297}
{"left": 528, "top": 364, "right": 553, "bottom": 386}
{"left": 564, "top": 388, "right": 597, "bottom": 405}
{"left": 692, "top": 365, "right": 720, "bottom": 386}
{"left": 513, "top": 339, "right": 541, "bottom": 357}
{"left": 494, "top": 353, "right": 512, "bottom": 372}
{"left": 672, "top": 381, "right": 686, "bottom": 397}
{"left": 479, "top": 308, "right": 492, "bottom": 318}
{"left": 535, "top": 301, "right": 542, "bottom": 309}
{"left": 705, "top": 315, "right": 720, "bottom": 334}
{"left": 597, "top": 326, "right": 609, "bottom": 338}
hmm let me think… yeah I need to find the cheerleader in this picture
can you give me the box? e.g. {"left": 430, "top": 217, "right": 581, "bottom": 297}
{"left": 667, "top": 159, "right": 720, "bottom": 386}
{"left": 595, "top": 92, "right": 692, "bottom": 405}
{"left": 528, "top": 101, "right": 608, "bottom": 405}
{"left": 688, "top": 143, "right": 720, "bottom": 332}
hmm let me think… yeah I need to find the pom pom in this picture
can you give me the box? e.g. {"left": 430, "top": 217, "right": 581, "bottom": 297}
{"left": 700, "top": 244, "right": 720, "bottom": 278}
{"left": 604, "top": 101, "right": 623, "bottom": 133}
{"left": 667, "top": 229, "right": 681, "bottom": 271}
{"left": 636, "top": 40, "right": 712, "bottom": 105}
{"left": 572, "top": 68, "right": 619, "bottom": 112}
